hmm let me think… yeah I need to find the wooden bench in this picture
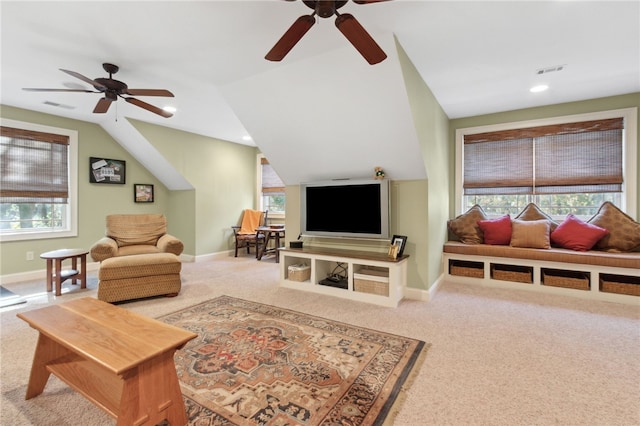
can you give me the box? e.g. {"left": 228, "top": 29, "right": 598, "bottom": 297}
{"left": 17, "top": 297, "right": 197, "bottom": 426}
{"left": 443, "top": 242, "right": 640, "bottom": 304}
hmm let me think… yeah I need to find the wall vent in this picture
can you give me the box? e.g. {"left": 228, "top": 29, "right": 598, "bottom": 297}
{"left": 43, "top": 101, "right": 75, "bottom": 109}
{"left": 536, "top": 65, "right": 565, "bottom": 75}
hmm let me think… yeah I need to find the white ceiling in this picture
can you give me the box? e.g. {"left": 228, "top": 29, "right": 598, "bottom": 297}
{"left": 2, "top": 1, "right": 639, "bottom": 186}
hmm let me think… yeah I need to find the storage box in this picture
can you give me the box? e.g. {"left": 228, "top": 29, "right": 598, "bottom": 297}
{"left": 599, "top": 274, "right": 640, "bottom": 296}
{"left": 287, "top": 263, "right": 310, "bottom": 282}
{"left": 491, "top": 264, "right": 533, "bottom": 284}
{"left": 542, "top": 268, "right": 590, "bottom": 291}
{"left": 354, "top": 267, "right": 389, "bottom": 296}
{"left": 449, "top": 260, "right": 484, "bottom": 278}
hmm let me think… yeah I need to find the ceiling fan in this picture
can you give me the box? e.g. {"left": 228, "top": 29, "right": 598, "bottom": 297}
{"left": 265, "top": 0, "right": 391, "bottom": 65}
{"left": 23, "top": 63, "right": 175, "bottom": 118}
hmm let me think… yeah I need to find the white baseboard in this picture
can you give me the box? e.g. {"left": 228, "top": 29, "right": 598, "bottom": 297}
{"left": 403, "top": 273, "right": 443, "bottom": 302}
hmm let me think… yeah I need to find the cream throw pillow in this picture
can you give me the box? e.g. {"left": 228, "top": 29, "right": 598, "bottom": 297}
{"left": 510, "top": 219, "right": 551, "bottom": 249}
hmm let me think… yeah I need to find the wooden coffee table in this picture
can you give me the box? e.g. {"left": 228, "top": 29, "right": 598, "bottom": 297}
{"left": 40, "top": 248, "right": 89, "bottom": 296}
{"left": 17, "top": 297, "right": 197, "bottom": 426}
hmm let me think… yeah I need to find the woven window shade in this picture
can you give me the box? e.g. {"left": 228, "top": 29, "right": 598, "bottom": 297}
{"left": 0, "top": 126, "right": 69, "bottom": 203}
{"left": 464, "top": 138, "right": 533, "bottom": 195}
{"left": 261, "top": 158, "right": 285, "bottom": 194}
{"left": 463, "top": 118, "right": 623, "bottom": 196}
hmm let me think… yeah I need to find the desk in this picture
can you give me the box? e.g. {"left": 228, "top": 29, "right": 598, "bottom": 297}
{"left": 40, "top": 248, "right": 89, "bottom": 296}
{"left": 257, "top": 226, "right": 285, "bottom": 263}
{"left": 17, "top": 297, "right": 197, "bottom": 426}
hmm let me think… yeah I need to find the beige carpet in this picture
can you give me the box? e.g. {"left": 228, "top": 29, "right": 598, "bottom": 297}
{"left": 1, "top": 256, "right": 639, "bottom": 425}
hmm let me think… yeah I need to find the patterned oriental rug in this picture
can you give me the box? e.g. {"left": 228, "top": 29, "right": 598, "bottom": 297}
{"left": 159, "top": 296, "right": 428, "bottom": 426}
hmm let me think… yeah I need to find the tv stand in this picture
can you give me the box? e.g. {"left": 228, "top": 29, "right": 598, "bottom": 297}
{"left": 279, "top": 247, "right": 409, "bottom": 307}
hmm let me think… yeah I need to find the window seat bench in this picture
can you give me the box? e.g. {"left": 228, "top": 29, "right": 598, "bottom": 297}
{"left": 443, "top": 241, "right": 640, "bottom": 304}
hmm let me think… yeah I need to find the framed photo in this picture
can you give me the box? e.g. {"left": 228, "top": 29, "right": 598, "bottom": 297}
{"left": 89, "top": 157, "right": 125, "bottom": 184}
{"left": 134, "top": 184, "right": 154, "bottom": 203}
{"left": 391, "top": 235, "right": 408, "bottom": 257}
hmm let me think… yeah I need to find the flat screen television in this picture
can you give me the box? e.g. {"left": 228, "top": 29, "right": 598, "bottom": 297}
{"left": 300, "top": 179, "right": 390, "bottom": 239}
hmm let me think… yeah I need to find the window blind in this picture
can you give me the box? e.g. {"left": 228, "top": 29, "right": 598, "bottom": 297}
{"left": 261, "top": 158, "right": 285, "bottom": 194}
{"left": 463, "top": 118, "right": 623, "bottom": 196}
{"left": 0, "top": 126, "right": 70, "bottom": 203}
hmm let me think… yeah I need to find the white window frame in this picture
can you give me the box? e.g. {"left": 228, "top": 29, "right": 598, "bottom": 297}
{"left": 455, "top": 108, "right": 638, "bottom": 220}
{"left": 0, "top": 118, "right": 78, "bottom": 241}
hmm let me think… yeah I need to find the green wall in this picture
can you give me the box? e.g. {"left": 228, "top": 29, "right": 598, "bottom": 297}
{"left": 0, "top": 106, "right": 257, "bottom": 277}
{"left": 449, "top": 93, "right": 640, "bottom": 216}
{"left": 128, "top": 119, "right": 258, "bottom": 256}
{"left": 0, "top": 106, "right": 171, "bottom": 276}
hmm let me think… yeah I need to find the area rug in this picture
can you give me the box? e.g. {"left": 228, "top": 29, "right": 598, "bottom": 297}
{"left": 160, "top": 295, "right": 428, "bottom": 426}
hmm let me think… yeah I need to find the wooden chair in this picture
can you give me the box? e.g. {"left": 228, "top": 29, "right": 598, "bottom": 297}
{"left": 232, "top": 209, "right": 268, "bottom": 258}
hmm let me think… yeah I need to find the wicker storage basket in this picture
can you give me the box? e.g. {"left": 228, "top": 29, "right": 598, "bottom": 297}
{"left": 542, "top": 269, "right": 590, "bottom": 291}
{"left": 287, "top": 263, "right": 310, "bottom": 282}
{"left": 491, "top": 264, "right": 533, "bottom": 284}
{"left": 354, "top": 268, "right": 389, "bottom": 296}
{"left": 449, "top": 260, "right": 484, "bottom": 278}
{"left": 599, "top": 274, "right": 640, "bottom": 296}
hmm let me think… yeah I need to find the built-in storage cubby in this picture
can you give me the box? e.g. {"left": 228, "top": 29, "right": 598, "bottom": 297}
{"left": 599, "top": 274, "right": 640, "bottom": 296}
{"left": 542, "top": 268, "right": 590, "bottom": 291}
{"left": 449, "top": 259, "right": 484, "bottom": 278}
{"left": 443, "top": 252, "right": 639, "bottom": 304}
{"left": 491, "top": 263, "right": 533, "bottom": 284}
{"left": 280, "top": 247, "right": 408, "bottom": 307}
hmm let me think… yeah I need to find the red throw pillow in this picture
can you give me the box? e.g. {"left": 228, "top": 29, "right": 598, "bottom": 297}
{"left": 477, "top": 214, "right": 512, "bottom": 245}
{"left": 551, "top": 214, "right": 609, "bottom": 251}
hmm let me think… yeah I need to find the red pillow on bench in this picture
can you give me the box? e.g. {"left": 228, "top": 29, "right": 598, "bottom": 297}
{"left": 551, "top": 214, "right": 609, "bottom": 251}
{"left": 478, "top": 214, "right": 512, "bottom": 245}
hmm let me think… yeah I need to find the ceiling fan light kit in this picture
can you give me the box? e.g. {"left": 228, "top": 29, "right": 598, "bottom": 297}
{"left": 266, "top": 0, "right": 390, "bottom": 65}
{"left": 23, "top": 63, "right": 175, "bottom": 118}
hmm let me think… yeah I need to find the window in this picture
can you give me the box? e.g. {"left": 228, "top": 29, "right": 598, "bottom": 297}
{"left": 0, "top": 119, "right": 78, "bottom": 241}
{"left": 455, "top": 108, "right": 637, "bottom": 219}
{"left": 258, "top": 155, "right": 285, "bottom": 216}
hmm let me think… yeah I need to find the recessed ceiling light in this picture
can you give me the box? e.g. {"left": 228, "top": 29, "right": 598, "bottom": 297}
{"left": 163, "top": 106, "right": 177, "bottom": 113}
{"left": 242, "top": 135, "right": 252, "bottom": 141}
{"left": 530, "top": 84, "right": 549, "bottom": 93}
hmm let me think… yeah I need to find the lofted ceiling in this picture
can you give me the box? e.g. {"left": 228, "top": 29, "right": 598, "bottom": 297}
{"left": 1, "top": 1, "right": 638, "bottom": 187}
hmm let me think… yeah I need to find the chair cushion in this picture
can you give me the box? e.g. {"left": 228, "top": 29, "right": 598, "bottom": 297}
{"left": 99, "top": 253, "right": 180, "bottom": 280}
{"left": 106, "top": 214, "right": 167, "bottom": 247}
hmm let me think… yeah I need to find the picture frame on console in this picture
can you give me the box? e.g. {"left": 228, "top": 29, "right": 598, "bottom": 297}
{"left": 392, "top": 235, "right": 408, "bottom": 257}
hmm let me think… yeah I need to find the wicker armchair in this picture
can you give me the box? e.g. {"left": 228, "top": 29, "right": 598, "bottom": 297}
{"left": 90, "top": 214, "right": 183, "bottom": 262}
{"left": 232, "top": 209, "right": 267, "bottom": 257}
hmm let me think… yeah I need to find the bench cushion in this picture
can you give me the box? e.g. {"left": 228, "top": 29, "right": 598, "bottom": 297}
{"left": 444, "top": 241, "right": 640, "bottom": 269}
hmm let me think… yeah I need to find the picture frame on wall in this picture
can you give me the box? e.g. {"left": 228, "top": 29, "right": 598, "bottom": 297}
{"left": 391, "top": 235, "right": 408, "bottom": 257}
{"left": 89, "top": 157, "right": 126, "bottom": 184}
{"left": 134, "top": 184, "right": 154, "bottom": 203}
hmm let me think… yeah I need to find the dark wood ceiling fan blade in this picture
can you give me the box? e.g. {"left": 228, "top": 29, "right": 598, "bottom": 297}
{"left": 93, "top": 97, "right": 113, "bottom": 114}
{"left": 124, "top": 97, "right": 173, "bottom": 118}
{"left": 265, "top": 15, "right": 316, "bottom": 61}
{"left": 22, "top": 88, "right": 96, "bottom": 92}
{"left": 335, "top": 13, "right": 387, "bottom": 65}
{"left": 126, "top": 89, "right": 174, "bottom": 97}
{"left": 60, "top": 69, "right": 107, "bottom": 90}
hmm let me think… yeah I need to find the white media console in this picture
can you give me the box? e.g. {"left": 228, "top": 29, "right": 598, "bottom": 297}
{"left": 279, "top": 247, "right": 409, "bottom": 307}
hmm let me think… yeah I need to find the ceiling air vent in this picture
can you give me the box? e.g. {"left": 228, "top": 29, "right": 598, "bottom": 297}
{"left": 536, "top": 65, "right": 565, "bottom": 75}
{"left": 43, "top": 101, "right": 75, "bottom": 109}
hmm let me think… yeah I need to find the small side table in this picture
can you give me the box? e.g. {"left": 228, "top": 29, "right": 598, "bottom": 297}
{"left": 257, "top": 227, "right": 285, "bottom": 263}
{"left": 40, "top": 249, "right": 89, "bottom": 296}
